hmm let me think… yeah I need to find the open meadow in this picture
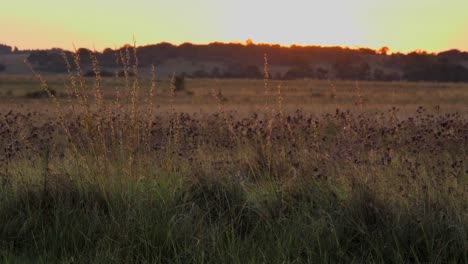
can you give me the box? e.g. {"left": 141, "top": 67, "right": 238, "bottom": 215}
{"left": 0, "top": 72, "right": 467, "bottom": 263}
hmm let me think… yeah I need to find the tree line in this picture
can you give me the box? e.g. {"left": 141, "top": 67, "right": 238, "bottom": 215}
{"left": 3, "top": 42, "right": 467, "bottom": 82}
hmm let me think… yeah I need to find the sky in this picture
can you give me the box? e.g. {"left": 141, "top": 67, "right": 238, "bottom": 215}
{"left": 1, "top": 0, "right": 467, "bottom": 53}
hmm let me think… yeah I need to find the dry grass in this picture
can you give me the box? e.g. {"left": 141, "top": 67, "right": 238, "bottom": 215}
{"left": 0, "top": 52, "right": 466, "bottom": 263}
{"left": 1, "top": 75, "right": 468, "bottom": 116}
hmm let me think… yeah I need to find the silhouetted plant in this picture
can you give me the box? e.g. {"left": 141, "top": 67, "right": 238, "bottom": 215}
{"left": 84, "top": 70, "right": 113, "bottom": 77}
{"left": 174, "top": 75, "right": 185, "bottom": 91}
{"left": 24, "top": 89, "right": 56, "bottom": 99}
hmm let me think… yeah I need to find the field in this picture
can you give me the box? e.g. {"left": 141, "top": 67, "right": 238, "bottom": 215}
{"left": 0, "top": 71, "right": 467, "bottom": 263}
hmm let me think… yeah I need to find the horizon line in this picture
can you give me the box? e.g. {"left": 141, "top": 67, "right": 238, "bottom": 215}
{"left": 2, "top": 40, "right": 468, "bottom": 55}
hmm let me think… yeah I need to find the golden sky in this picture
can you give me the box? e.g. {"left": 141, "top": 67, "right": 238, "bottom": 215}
{"left": 1, "top": 0, "right": 467, "bottom": 53}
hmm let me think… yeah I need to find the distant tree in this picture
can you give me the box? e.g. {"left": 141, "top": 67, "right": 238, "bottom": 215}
{"left": 173, "top": 76, "right": 185, "bottom": 91}
{"left": 378, "top": 46, "right": 390, "bottom": 55}
{"left": 283, "top": 67, "right": 314, "bottom": 79}
{"left": 76, "top": 48, "right": 93, "bottom": 64}
{"left": 222, "top": 63, "right": 262, "bottom": 79}
{"left": 315, "top": 67, "right": 329, "bottom": 80}
{"left": 192, "top": 69, "right": 209, "bottom": 78}
{"left": 24, "top": 89, "right": 56, "bottom": 99}
{"left": 100, "top": 48, "right": 116, "bottom": 67}
{"left": 27, "top": 51, "right": 68, "bottom": 72}
{"left": 356, "top": 62, "right": 371, "bottom": 80}
{"left": 373, "top": 68, "right": 385, "bottom": 81}
{"left": 13, "top": 46, "right": 19, "bottom": 53}
{"left": 404, "top": 62, "right": 468, "bottom": 82}
{"left": 211, "top": 67, "right": 221, "bottom": 78}
{"left": 385, "top": 72, "right": 401, "bottom": 81}
{"left": 84, "top": 70, "right": 113, "bottom": 78}
{"left": 358, "top": 48, "right": 377, "bottom": 55}
{"left": 242, "top": 65, "right": 262, "bottom": 79}
{"left": 283, "top": 56, "right": 314, "bottom": 79}
{"left": 118, "top": 70, "right": 136, "bottom": 77}
{"left": 274, "top": 72, "right": 282, "bottom": 80}
{"left": 245, "top": 39, "right": 254, "bottom": 46}
{"left": 332, "top": 53, "right": 362, "bottom": 80}
{"left": 0, "top": 44, "right": 12, "bottom": 54}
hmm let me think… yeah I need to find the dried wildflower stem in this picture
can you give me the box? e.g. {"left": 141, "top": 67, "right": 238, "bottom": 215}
{"left": 131, "top": 38, "right": 139, "bottom": 134}
{"left": 169, "top": 74, "right": 180, "bottom": 156}
{"left": 125, "top": 39, "right": 141, "bottom": 175}
{"left": 145, "top": 64, "right": 157, "bottom": 150}
{"left": 111, "top": 49, "right": 124, "bottom": 161}
{"left": 275, "top": 83, "right": 294, "bottom": 143}
{"left": 355, "top": 80, "right": 363, "bottom": 111}
{"left": 3, "top": 117, "right": 39, "bottom": 156}
{"left": 120, "top": 47, "right": 132, "bottom": 118}
{"left": 113, "top": 47, "right": 122, "bottom": 109}
{"left": 161, "top": 74, "right": 181, "bottom": 172}
{"left": 170, "top": 73, "right": 176, "bottom": 116}
{"left": 328, "top": 80, "right": 337, "bottom": 100}
{"left": 263, "top": 53, "right": 270, "bottom": 112}
{"left": 61, "top": 53, "right": 77, "bottom": 113}
{"left": 277, "top": 83, "right": 284, "bottom": 121}
{"left": 25, "top": 60, "right": 79, "bottom": 157}
{"left": 72, "top": 47, "right": 101, "bottom": 161}
{"left": 118, "top": 46, "right": 133, "bottom": 173}
{"left": 90, "top": 51, "right": 104, "bottom": 113}
{"left": 72, "top": 46, "right": 89, "bottom": 112}
{"left": 211, "top": 88, "right": 237, "bottom": 142}
{"left": 89, "top": 51, "right": 109, "bottom": 172}
{"left": 275, "top": 82, "right": 294, "bottom": 142}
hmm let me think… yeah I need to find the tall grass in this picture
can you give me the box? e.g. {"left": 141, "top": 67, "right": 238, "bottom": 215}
{"left": 0, "top": 45, "right": 466, "bottom": 263}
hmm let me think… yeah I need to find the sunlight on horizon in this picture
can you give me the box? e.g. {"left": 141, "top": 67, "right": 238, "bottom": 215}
{"left": 1, "top": 0, "right": 467, "bottom": 53}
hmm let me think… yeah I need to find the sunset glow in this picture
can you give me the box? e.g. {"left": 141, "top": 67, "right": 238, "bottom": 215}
{"left": 1, "top": 0, "right": 467, "bottom": 52}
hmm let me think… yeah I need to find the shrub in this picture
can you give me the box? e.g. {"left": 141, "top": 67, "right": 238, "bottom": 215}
{"left": 192, "top": 69, "right": 209, "bottom": 78}
{"left": 84, "top": 70, "right": 114, "bottom": 77}
{"left": 24, "top": 89, "right": 56, "bottom": 99}
{"left": 0, "top": 63, "right": 5, "bottom": 72}
{"left": 117, "top": 70, "right": 136, "bottom": 77}
{"left": 283, "top": 66, "right": 314, "bottom": 79}
{"left": 174, "top": 76, "right": 185, "bottom": 91}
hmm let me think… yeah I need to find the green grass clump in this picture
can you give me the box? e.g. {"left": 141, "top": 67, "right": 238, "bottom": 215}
{"left": 0, "top": 165, "right": 465, "bottom": 263}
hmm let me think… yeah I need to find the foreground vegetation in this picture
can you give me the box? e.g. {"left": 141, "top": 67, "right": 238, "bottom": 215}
{"left": 1, "top": 105, "right": 466, "bottom": 263}
{"left": 0, "top": 51, "right": 466, "bottom": 263}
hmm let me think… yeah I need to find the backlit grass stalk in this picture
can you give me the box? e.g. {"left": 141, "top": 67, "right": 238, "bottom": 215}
{"left": 25, "top": 61, "right": 79, "bottom": 157}
{"left": 119, "top": 46, "right": 132, "bottom": 107}
{"left": 263, "top": 53, "right": 270, "bottom": 113}
{"left": 118, "top": 47, "right": 133, "bottom": 173}
{"left": 355, "top": 80, "right": 363, "bottom": 111}
{"left": 145, "top": 64, "right": 157, "bottom": 151}
{"left": 131, "top": 38, "right": 140, "bottom": 137}
{"left": 112, "top": 49, "right": 126, "bottom": 164}
{"left": 89, "top": 51, "right": 110, "bottom": 175}
{"left": 69, "top": 50, "right": 105, "bottom": 172}
{"left": 71, "top": 48, "right": 101, "bottom": 160}
{"left": 211, "top": 88, "right": 237, "bottom": 143}
{"left": 61, "top": 53, "right": 77, "bottom": 113}
{"left": 329, "top": 80, "right": 337, "bottom": 100}
{"left": 125, "top": 39, "right": 141, "bottom": 175}
{"left": 113, "top": 46, "right": 122, "bottom": 110}
{"left": 165, "top": 74, "right": 180, "bottom": 171}
{"left": 72, "top": 46, "right": 90, "bottom": 112}
{"left": 276, "top": 84, "right": 295, "bottom": 144}
{"left": 89, "top": 51, "right": 104, "bottom": 113}
{"left": 105, "top": 49, "right": 121, "bottom": 161}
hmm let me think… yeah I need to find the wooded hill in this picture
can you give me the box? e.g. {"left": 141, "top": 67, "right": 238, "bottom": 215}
{"left": 2, "top": 42, "right": 468, "bottom": 82}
